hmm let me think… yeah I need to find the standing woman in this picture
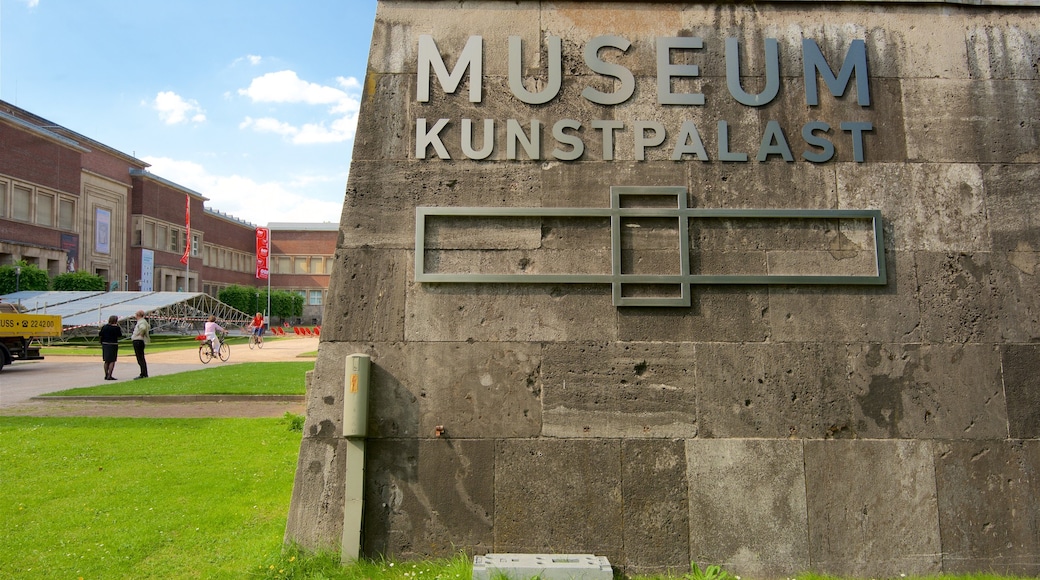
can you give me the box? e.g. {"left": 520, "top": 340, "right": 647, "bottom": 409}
{"left": 131, "top": 310, "right": 151, "bottom": 379}
{"left": 99, "top": 315, "right": 123, "bottom": 380}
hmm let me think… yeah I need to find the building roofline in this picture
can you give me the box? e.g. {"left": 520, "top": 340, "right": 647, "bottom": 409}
{"left": 204, "top": 207, "right": 256, "bottom": 228}
{"left": 0, "top": 109, "right": 91, "bottom": 153}
{"left": 0, "top": 100, "right": 148, "bottom": 167}
{"left": 130, "top": 168, "right": 209, "bottom": 201}
{"left": 268, "top": 222, "right": 340, "bottom": 231}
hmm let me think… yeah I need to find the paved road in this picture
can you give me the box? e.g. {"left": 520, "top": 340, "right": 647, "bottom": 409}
{"left": 0, "top": 336, "right": 319, "bottom": 414}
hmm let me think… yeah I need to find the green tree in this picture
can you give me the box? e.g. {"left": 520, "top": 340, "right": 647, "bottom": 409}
{"left": 0, "top": 262, "right": 49, "bottom": 294}
{"left": 217, "top": 284, "right": 257, "bottom": 314}
{"left": 52, "top": 271, "right": 106, "bottom": 291}
{"left": 216, "top": 285, "right": 302, "bottom": 320}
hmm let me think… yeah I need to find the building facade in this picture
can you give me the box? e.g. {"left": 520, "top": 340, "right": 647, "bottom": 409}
{"left": 0, "top": 100, "right": 336, "bottom": 322}
{"left": 287, "top": 1, "right": 1040, "bottom": 578}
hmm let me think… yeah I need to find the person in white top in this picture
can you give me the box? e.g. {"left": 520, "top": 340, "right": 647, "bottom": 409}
{"left": 130, "top": 310, "right": 151, "bottom": 379}
{"left": 204, "top": 315, "right": 226, "bottom": 355}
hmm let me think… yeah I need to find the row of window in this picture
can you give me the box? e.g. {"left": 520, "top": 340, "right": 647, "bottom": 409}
{"left": 0, "top": 179, "right": 77, "bottom": 231}
{"left": 271, "top": 255, "right": 332, "bottom": 275}
{"left": 132, "top": 216, "right": 197, "bottom": 256}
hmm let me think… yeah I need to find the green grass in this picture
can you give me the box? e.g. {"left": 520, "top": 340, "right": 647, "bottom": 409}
{"left": 41, "top": 334, "right": 269, "bottom": 357}
{"left": 0, "top": 416, "right": 302, "bottom": 579}
{"left": 40, "top": 361, "right": 312, "bottom": 397}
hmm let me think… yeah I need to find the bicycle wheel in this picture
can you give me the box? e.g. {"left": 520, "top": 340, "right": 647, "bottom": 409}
{"left": 248, "top": 334, "right": 256, "bottom": 350}
{"left": 218, "top": 341, "right": 231, "bottom": 362}
{"left": 199, "top": 344, "right": 213, "bottom": 364}
{"left": 257, "top": 335, "right": 264, "bottom": 349}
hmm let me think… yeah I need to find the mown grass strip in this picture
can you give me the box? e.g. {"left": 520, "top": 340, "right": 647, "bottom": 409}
{"left": 40, "top": 361, "right": 311, "bottom": 397}
{"left": 0, "top": 416, "right": 301, "bottom": 579}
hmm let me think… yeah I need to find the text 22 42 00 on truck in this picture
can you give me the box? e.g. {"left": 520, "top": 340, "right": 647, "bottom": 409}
{"left": 0, "top": 302, "right": 62, "bottom": 371}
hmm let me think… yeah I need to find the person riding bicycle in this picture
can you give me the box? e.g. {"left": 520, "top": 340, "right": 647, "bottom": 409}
{"left": 250, "top": 312, "right": 265, "bottom": 339}
{"left": 204, "top": 315, "right": 226, "bottom": 355}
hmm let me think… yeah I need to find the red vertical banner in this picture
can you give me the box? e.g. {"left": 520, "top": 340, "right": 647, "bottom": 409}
{"left": 256, "top": 227, "right": 270, "bottom": 279}
{"left": 180, "top": 195, "right": 191, "bottom": 265}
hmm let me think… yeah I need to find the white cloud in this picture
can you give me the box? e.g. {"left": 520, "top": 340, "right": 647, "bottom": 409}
{"left": 233, "top": 54, "right": 263, "bottom": 66}
{"left": 152, "top": 91, "right": 206, "bottom": 125}
{"left": 21, "top": 0, "right": 40, "bottom": 8}
{"left": 237, "top": 70, "right": 360, "bottom": 144}
{"left": 142, "top": 156, "right": 343, "bottom": 226}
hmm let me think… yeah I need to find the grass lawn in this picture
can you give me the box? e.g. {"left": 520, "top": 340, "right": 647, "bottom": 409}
{"left": 0, "top": 416, "right": 301, "bottom": 579}
{"left": 40, "top": 334, "right": 274, "bottom": 357}
{"left": 40, "top": 361, "right": 312, "bottom": 397}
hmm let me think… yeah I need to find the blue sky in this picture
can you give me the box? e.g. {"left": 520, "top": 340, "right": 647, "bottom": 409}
{"left": 0, "top": 0, "right": 378, "bottom": 226}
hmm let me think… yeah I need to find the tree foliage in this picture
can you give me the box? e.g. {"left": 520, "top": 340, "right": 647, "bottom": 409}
{"left": 218, "top": 285, "right": 303, "bottom": 320}
{"left": 0, "top": 262, "right": 50, "bottom": 294}
{"left": 52, "top": 271, "right": 107, "bottom": 291}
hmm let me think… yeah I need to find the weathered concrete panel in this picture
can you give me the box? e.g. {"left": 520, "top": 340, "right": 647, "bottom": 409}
{"left": 686, "top": 439, "right": 809, "bottom": 579}
{"left": 1001, "top": 344, "right": 1040, "bottom": 439}
{"left": 916, "top": 252, "right": 1002, "bottom": 344}
{"left": 284, "top": 437, "right": 347, "bottom": 552}
{"left": 766, "top": 249, "right": 920, "bottom": 343}
{"left": 622, "top": 440, "right": 691, "bottom": 574}
{"left": 837, "top": 162, "right": 988, "bottom": 252}
{"left": 495, "top": 439, "right": 623, "bottom": 562}
{"left": 849, "top": 343, "right": 1007, "bottom": 439}
{"left": 541, "top": 342, "right": 697, "bottom": 438}
{"left": 362, "top": 438, "right": 495, "bottom": 558}
{"left": 993, "top": 251, "right": 1040, "bottom": 343}
{"left": 966, "top": 19, "right": 1040, "bottom": 81}
{"left": 804, "top": 440, "right": 941, "bottom": 578}
{"left": 315, "top": 341, "right": 542, "bottom": 439}
{"left": 902, "top": 79, "right": 1040, "bottom": 163}
{"left": 935, "top": 440, "right": 1040, "bottom": 577}
{"left": 407, "top": 281, "right": 617, "bottom": 342}
{"left": 343, "top": 160, "right": 545, "bottom": 249}
{"left": 695, "top": 342, "right": 852, "bottom": 439}
{"left": 618, "top": 287, "right": 769, "bottom": 342}
{"left": 983, "top": 163, "right": 1040, "bottom": 254}
{"left": 321, "top": 248, "right": 407, "bottom": 342}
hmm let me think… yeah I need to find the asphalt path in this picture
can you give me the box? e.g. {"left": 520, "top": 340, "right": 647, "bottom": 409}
{"left": 0, "top": 336, "right": 319, "bottom": 409}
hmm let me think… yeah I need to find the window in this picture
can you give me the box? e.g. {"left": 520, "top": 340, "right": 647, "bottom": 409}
{"left": 192, "top": 234, "right": 200, "bottom": 257}
{"left": 0, "top": 183, "right": 7, "bottom": 218}
{"left": 309, "top": 290, "right": 323, "bottom": 305}
{"left": 12, "top": 185, "right": 31, "bottom": 221}
{"left": 58, "top": 198, "right": 75, "bottom": 230}
{"left": 311, "top": 257, "right": 325, "bottom": 275}
{"left": 144, "top": 221, "right": 155, "bottom": 248}
{"left": 157, "top": 226, "right": 168, "bottom": 251}
{"left": 36, "top": 192, "right": 54, "bottom": 226}
{"left": 274, "top": 256, "right": 291, "bottom": 274}
{"left": 170, "top": 229, "right": 181, "bottom": 252}
{"left": 294, "top": 257, "right": 309, "bottom": 274}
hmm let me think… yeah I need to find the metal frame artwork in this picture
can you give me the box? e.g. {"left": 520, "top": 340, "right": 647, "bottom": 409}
{"left": 415, "top": 186, "right": 887, "bottom": 307}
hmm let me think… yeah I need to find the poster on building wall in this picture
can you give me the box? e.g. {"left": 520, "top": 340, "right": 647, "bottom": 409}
{"left": 256, "top": 227, "right": 270, "bottom": 279}
{"left": 141, "top": 249, "right": 154, "bottom": 292}
{"left": 60, "top": 233, "right": 79, "bottom": 272}
{"left": 95, "top": 208, "right": 111, "bottom": 255}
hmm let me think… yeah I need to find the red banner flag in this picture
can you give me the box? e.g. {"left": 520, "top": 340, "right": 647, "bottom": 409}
{"left": 256, "top": 227, "right": 270, "bottom": 279}
{"left": 180, "top": 195, "right": 191, "bottom": 265}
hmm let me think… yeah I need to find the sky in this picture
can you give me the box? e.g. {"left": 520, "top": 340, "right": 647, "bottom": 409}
{"left": 0, "top": 0, "right": 379, "bottom": 226}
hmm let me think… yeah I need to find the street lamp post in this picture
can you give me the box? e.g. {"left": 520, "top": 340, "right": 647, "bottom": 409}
{"left": 15, "top": 266, "right": 21, "bottom": 293}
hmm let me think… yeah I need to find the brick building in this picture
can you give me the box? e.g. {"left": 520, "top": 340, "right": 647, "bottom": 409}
{"left": 0, "top": 100, "right": 336, "bottom": 323}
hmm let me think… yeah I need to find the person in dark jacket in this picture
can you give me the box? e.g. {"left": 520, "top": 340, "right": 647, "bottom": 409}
{"left": 98, "top": 314, "right": 123, "bottom": 380}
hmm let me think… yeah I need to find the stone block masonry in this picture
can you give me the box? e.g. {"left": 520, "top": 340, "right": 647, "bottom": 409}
{"left": 286, "top": 1, "right": 1040, "bottom": 577}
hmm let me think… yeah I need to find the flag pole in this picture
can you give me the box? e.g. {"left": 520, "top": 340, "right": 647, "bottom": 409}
{"left": 267, "top": 227, "right": 272, "bottom": 321}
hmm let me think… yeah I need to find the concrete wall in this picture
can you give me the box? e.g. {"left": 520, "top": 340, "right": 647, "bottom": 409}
{"left": 287, "top": 1, "right": 1040, "bottom": 577}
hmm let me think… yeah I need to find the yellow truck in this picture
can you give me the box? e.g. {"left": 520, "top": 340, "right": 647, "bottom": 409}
{"left": 0, "top": 302, "right": 62, "bottom": 371}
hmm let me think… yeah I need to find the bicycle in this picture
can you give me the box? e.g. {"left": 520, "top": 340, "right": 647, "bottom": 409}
{"left": 248, "top": 326, "right": 264, "bottom": 350}
{"left": 199, "top": 332, "right": 231, "bottom": 363}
